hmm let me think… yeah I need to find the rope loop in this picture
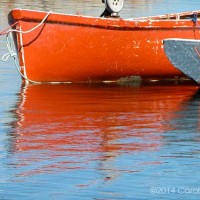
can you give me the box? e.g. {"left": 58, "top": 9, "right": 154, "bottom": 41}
{"left": 0, "top": 32, "right": 16, "bottom": 62}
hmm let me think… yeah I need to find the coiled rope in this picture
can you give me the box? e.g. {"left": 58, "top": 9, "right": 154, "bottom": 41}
{"left": 0, "top": 10, "right": 52, "bottom": 83}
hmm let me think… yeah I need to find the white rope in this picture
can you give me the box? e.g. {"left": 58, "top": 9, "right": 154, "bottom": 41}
{"left": 1, "top": 33, "right": 17, "bottom": 62}
{"left": 9, "top": 11, "right": 52, "bottom": 34}
{"left": 1, "top": 10, "right": 53, "bottom": 83}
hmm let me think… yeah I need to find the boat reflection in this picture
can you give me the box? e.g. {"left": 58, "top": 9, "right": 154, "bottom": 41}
{"left": 9, "top": 82, "right": 198, "bottom": 178}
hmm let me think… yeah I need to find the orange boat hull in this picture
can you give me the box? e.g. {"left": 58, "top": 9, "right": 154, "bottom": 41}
{"left": 8, "top": 9, "right": 200, "bottom": 83}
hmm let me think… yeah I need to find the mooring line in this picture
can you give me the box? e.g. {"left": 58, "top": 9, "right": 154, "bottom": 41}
{"left": 0, "top": 21, "right": 18, "bottom": 36}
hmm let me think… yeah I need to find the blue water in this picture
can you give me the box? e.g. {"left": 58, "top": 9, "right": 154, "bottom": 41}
{"left": 1, "top": 1, "right": 200, "bottom": 199}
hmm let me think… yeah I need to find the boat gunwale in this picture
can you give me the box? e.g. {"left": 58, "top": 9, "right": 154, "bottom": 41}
{"left": 8, "top": 8, "right": 200, "bottom": 30}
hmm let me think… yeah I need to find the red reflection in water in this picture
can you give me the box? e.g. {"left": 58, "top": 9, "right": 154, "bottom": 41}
{"left": 10, "top": 83, "right": 197, "bottom": 176}
{"left": 14, "top": 83, "right": 198, "bottom": 151}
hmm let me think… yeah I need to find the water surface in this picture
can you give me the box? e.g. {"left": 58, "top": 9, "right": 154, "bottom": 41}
{"left": 0, "top": 1, "right": 200, "bottom": 199}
